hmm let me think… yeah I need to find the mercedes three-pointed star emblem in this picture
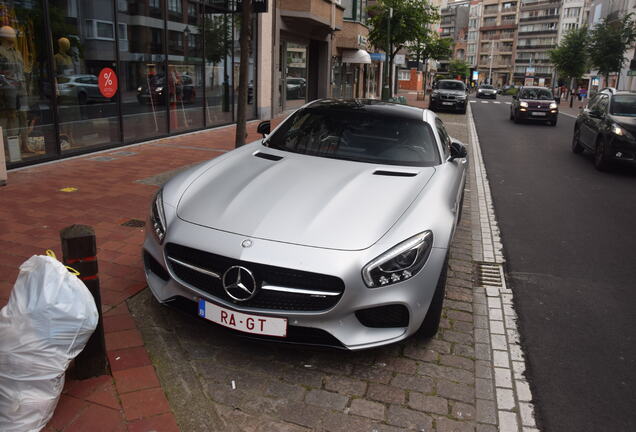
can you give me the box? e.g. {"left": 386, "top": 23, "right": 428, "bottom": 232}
{"left": 222, "top": 265, "right": 258, "bottom": 302}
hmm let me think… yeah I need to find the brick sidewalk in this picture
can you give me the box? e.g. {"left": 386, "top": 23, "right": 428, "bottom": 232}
{"left": 0, "top": 121, "right": 269, "bottom": 432}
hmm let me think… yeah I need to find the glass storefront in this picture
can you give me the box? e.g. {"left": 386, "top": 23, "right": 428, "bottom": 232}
{"left": 1, "top": 0, "right": 257, "bottom": 168}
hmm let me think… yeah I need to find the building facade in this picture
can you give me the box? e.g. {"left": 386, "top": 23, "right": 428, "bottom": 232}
{"left": 477, "top": 0, "right": 518, "bottom": 86}
{"left": 513, "top": 0, "right": 560, "bottom": 86}
{"left": 0, "top": 0, "right": 267, "bottom": 169}
{"left": 466, "top": 0, "right": 483, "bottom": 71}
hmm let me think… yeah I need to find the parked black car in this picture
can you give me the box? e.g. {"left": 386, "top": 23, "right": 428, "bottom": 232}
{"left": 510, "top": 86, "right": 558, "bottom": 126}
{"left": 137, "top": 73, "right": 196, "bottom": 105}
{"left": 429, "top": 80, "right": 467, "bottom": 114}
{"left": 572, "top": 89, "right": 636, "bottom": 170}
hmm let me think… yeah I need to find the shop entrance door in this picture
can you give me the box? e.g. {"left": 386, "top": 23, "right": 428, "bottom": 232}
{"left": 281, "top": 41, "right": 308, "bottom": 111}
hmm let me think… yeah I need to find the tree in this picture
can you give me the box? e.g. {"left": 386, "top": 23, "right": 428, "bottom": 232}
{"left": 235, "top": 0, "right": 252, "bottom": 148}
{"left": 588, "top": 13, "right": 636, "bottom": 86}
{"left": 409, "top": 34, "right": 453, "bottom": 92}
{"left": 368, "top": 0, "right": 439, "bottom": 97}
{"left": 448, "top": 59, "right": 470, "bottom": 80}
{"left": 550, "top": 27, "right": 589, "bottom": 83}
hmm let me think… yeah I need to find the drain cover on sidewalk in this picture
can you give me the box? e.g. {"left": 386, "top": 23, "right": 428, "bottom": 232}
{"left": 476, "top": 261, "right": 506, "bottom": 288}
{"left": 121, "top": 219, "right": 146, "bottom": 228}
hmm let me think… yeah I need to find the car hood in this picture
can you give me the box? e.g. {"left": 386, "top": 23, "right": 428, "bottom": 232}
{"left": 520, "top": 99, "right": 555, "bottom": 107}
{"left": 437, "top": 89, "right": 466, "bottom": 96}
{"left": 479, "top": 88, "right": 496, "bottom": 93}
{"left": 176, "top": 147, "right": 436, "bottom": 251}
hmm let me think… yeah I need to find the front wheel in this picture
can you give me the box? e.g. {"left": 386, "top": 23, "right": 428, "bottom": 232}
{"left": 418, "top": 256, "right": 448, "bottom": 338}
{"left": 594, "top": 137, "right": 611, "bottom": 171}
{"left": 549, "top": 119, "right": 557, "bottom": 126}
{"left": 572, "top": 127, "right": 584, "bottom": 154}
{"left": 513, "top": 111, "right": 520, "bottom": 123}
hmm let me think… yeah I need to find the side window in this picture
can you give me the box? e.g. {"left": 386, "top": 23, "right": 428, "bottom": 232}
{"left": 587, "top": 94, "right": 600, "bottom": 111}
{"left": 435, "top": 118, "right": 452, "bottom": 158}
{"left": 596, "top": 95, "right": 609, "bottom": 113}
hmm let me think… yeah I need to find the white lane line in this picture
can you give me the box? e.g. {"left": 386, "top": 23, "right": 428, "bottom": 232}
{"left": 560, "top": 112, "right": 577, "bottom": 119}
{"left": 481, "top": 101, "right": 489, "bottom": 104}
{"left": 494, "top": 101, "right": 501, "bottom": 104}
{"left": 467, "top": 104, "right": 537, "bottom": 431}
{"left": 505, "top": 102, "right": 512, "bottom": 105}
{"left": 469, "top": 100, "right": 477, "bottom": 103}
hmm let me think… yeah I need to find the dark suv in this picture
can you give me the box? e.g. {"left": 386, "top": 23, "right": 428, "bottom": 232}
{"left": 572, "top": 89, "right": 636, "bottom": 170}
{"left": 429, "top": 80, "right": 467, "bottom": 114}
{"left": 510, "top": 86, "right": 559, "bottom": 126}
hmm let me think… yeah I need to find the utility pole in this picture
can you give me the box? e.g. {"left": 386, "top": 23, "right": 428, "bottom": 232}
{"left": 382, "top": 7, "right": 393, "bottom": 100}
{"left": 488, "top": 40, "right": 494, "bottom": 85}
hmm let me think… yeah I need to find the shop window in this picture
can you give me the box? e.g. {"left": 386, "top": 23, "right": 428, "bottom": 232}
{"left": 398, "top": 70, "right": 411, "bottom": 81}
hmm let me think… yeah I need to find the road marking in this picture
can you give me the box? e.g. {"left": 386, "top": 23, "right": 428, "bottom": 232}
{"left": 468, "top": 104, "right": 537, "bottom": 431}
{"left": 469, "top": 100, "right": 477, "bottom": 103}
{"left": 494, "top": 101, "right": 501, "bottom": 104}
{"left": 560, "top": 112, "right": 577, "bottom": 119}
{"left": 505, "top": 102, "right": 511, "bottom": 105}
{"left": 481, "top": 101, "right": 489, "bottom": 104}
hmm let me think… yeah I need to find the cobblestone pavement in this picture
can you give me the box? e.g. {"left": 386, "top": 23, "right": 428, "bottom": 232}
{"left": 128, "top": 110, "right": 529, "bottom": 432}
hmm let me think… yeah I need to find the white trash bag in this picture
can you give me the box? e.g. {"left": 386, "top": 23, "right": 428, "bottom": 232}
{"left": 0, "top": 255, "right": 98, "bottom": 432}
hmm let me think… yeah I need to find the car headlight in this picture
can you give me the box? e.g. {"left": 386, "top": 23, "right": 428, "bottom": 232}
{"left": 431, "top": 91, "right": 439, "bottom": 98}
{"left": 137, "top": 86, "right": 142, "bottom": 92}
{"left": 362, "top": 231, "right": 433, "bottom": 288}
{"left": 520, "top": 101, "right": 528, "bottom": 108}
{"left": 457, "top": 94, "right": 467, "bottom": 100}
{"left": 611, "top": 123, "right": 633, "bottom": 138}
{"left": 155, "top": 86, "right": 163, "bottom": 93}
{"left": 477, "top": 89, "right": 483, "bottom": 93}
{"left": 150, "top": 189, "right": 167, "bottom": 243}
{"left": 549, "top": 102, "right": 557, "bottom": 109}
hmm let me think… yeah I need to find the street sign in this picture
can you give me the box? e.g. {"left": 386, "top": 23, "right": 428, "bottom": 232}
{"left": 98, "top": 68, "right": 118, "bottom": 98}
{"left": 369, "top": 53, "right": 386, "bottom": 61}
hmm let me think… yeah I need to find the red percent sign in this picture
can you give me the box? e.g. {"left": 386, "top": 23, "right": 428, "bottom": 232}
{"left": 98, "top": 68, "right": 118, "bottom": 98}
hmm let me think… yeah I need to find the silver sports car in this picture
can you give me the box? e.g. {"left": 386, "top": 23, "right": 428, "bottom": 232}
{"left": 143, "top": 99, "right": 468, "bottom": 350}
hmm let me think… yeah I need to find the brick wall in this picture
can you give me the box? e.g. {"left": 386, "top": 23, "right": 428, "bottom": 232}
{"left": 398, "top": 69, "right": 423, "bottom": 91}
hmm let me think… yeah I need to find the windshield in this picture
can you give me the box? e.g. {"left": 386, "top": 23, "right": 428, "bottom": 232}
{"left": 266, "top": 107, "right": 441, "bottom": 166}
{"left": 519, "top": 88, "right": 553, "bottom": 100}
{"left": 480, "top": 85, "right": 494, "bottom": 89}
{"left": 610, "top": 95, "right": 636, "bottom": 116}
{"left": 438, "top": 81, "right": 465, "bottom": 91}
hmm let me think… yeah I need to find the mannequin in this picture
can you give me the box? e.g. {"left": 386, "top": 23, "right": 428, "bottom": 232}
{"left": 0, "top": 25, "right": 27, "bottom": 153}
{"left": 54, "top": 37, "right": 73, "bottom": 76}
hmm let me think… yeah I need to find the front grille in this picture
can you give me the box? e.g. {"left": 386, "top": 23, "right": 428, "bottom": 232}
{"left": 441, "top": 94, "right": 456, "bottom": 100}
{"left": 164, "top": 296, "right": 345, "bottom": 348}
{"left": 165, "top": 243, "right": 344, "bottom": 312}
{"left": 355, "top": 305, "right": 409, "bottom": 328}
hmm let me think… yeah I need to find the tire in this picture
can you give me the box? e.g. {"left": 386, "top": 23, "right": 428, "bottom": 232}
{"left": 78, "top": 92, "right": 87, "bottom": 105}
{"left": 549, "top": 119, "right": 557, "bottom": 126}
{"left": 459, "top": 108, "right": 466, "bottom": 114}
{"left": 418, "top": 255, "right": 448, "bottom": 338}
{"left": 513, "top": 111, "right": 519, "bottom": 123}
{"left": 594, "top": 136, "right": 611, "bottom": 171}
{"left": 509, "top": 109, "right": 514, "bottom": 120}
{"left": 571, "top": 127, "right": 584, "bottom": 154}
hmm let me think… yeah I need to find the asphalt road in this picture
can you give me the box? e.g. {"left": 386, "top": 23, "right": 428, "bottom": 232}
{"left": 470, "top": 96, "right": 636, "bottom": 432}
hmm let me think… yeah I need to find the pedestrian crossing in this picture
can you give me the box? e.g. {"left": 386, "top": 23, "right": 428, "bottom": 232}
{"left": 470, "top": 100, "right": 511, "bottom": 105}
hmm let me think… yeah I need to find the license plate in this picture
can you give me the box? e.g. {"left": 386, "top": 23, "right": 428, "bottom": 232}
{"left": 531, "top": 112, "right": 546, "bottom": 116}
{"left": 198, "top": 300, "right": 288, "bottom": 337}
{"left": 442, "top": 102, "right": 454, "bottom": 105}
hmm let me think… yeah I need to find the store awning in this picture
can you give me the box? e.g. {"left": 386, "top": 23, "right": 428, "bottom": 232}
{"left": 342, "top": 49, "right": 372, "bottom": 64}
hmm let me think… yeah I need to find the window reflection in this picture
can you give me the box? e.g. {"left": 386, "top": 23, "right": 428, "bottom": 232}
{"left": 49, "top": 0, "right": 121, "bottom": 153}
{"left": 204, "top": 12, "right": 232, "bottom": 125}
{"left": 1, "top": 0, "right": 55, "bottom": 163}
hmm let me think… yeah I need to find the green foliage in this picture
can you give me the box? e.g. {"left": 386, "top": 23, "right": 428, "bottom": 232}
{"left": 368, "top": 0, "right": 440, "bottom": 61}
{"left": 410, "top": 34, "right": 453, "bottom": 62}
{"left": 550, "top": 27, "right": 589, "bottom": 81}
{"left": 448, "top": 59, "right": 470, "bottom": 79}
{"left": 588, "top": 13, "right": 636, "bottom": 80}
{"left": 204, "top": 15, "right": 232, "bottom": 65}
{"left": 503, "top": 87, "right": 518, "bottom": 96}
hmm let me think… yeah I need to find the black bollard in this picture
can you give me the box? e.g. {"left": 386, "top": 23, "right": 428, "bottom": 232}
{"left": 60, "top": 224, "right": 109, "bottom": 379}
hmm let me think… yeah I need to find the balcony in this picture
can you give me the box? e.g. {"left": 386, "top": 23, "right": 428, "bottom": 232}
{"left": 280, "top": 0, "right": 344, "bottom": 32}
{"left": 518, "top": 29, "right": 557, "bottom": 35}
{"left": 519, "top": 14, "right": 559, "bottom": 22}
{"left": 515, "top": 58, "right": 551, "bottom": 64}
{"left": 516, "top": 44, "right": 556, "bottom": 50}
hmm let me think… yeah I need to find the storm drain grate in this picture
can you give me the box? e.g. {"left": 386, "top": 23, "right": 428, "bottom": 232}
{"left": 476, "top": 262, "right": 506, "bottom": 288}
{"left": 121, "top": 219, "right": 146, "bottom": 228}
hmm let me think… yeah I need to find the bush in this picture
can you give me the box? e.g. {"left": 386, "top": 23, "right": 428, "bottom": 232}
{"left": 504, "top": 87, "right": 518, "bottom": 96}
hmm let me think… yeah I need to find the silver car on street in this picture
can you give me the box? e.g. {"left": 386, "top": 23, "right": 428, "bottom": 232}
{"left": 143, "top": 99, "right": 468, "bottom": 350}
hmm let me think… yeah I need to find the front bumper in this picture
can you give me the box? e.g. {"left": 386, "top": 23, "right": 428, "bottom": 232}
{"left": 607, "top": 135, "right": 636, "bottom": 162}
{"left": 430, "top": 98, "right": 467, "bottom": 111}
{"left": 516, "top": 109, "right": 558, "bottom": 121}
{"left": 477, "top": 92, "right": 496, "bottom": 98}
{"left": 142, "top": 219, "right": 447, "bottom": 351}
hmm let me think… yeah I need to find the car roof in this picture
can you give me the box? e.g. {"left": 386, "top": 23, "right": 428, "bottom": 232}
{"left": 519, "top": 86, "right": 551, "bottom": 90}
{"left": 439, "top": 79, "right": 464, "bottom": 84}
{"left": 307, "top": 99, "right": 425, "bottom": 121}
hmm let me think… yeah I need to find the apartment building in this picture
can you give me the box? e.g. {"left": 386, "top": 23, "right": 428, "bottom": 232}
{"left": 467, "top": 0, "right": 483, "bottom": 71}
{"left": 439, "top": 0, "right": 470, "bottom": 73}
{"left": 477, "top": 0, "right": 519, "bottom": 86}
{"left": 513, "top": 0, "right": 561, "bottom": 86}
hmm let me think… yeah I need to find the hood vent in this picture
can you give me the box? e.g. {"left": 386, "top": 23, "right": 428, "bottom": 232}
{"left": 373, "top": 170, "right": 417, "bottom": 177}
{"left": 254, "top": 152, "right": 283, "bottom": 161}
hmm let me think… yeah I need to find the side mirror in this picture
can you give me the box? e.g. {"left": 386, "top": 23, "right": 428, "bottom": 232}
{"left": 450, "top": 141, "right": 467, "bottom": 160}
{"left": 257, "top": 120, "right": 270, "bottom": 137}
